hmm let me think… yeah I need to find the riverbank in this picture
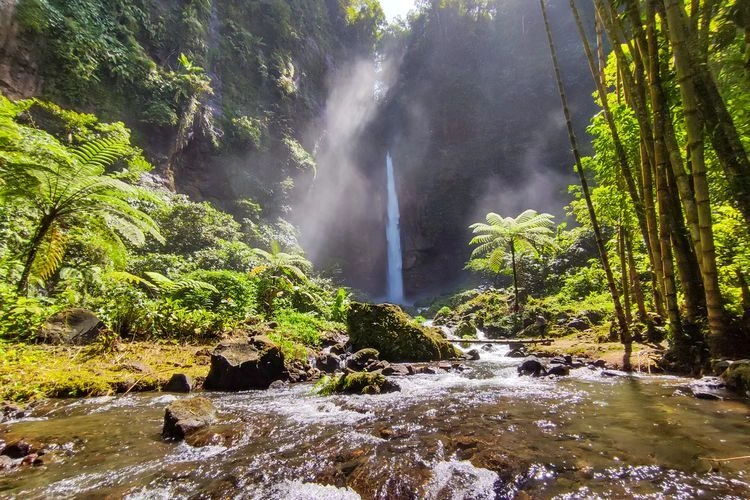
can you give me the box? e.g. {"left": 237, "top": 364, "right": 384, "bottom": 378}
{"left": 0, "top": 341, "right": 211, "bottom": 404}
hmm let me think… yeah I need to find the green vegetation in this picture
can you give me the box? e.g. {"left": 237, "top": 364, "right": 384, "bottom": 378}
{"left": 0, "top": 97, "right": 352, "bottom": 401}
{"left": 468, "top": 209, "right": 556, "bottom": 310}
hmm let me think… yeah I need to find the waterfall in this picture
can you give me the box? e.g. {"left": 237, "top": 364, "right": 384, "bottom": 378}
{"left": 386, "top": 153, "right": 405, "bottom": 303}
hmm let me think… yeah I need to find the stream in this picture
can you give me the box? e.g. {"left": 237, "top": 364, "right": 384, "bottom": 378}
{"left": 1, "top": 344, "right": 749, "bottom": 499}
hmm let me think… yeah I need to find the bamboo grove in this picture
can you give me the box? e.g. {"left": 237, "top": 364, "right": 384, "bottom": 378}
{"left": 540, "top": 0, "right": 750, "bottom": 369}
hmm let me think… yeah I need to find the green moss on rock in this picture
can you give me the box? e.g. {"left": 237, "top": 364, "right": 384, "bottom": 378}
{"left": 314, "top": 372, "right": 399, "bottom": 395}
{"left": 347, "top": 303, "right": 458, "bottom": 362}
{"left": 455, "top": 320, "right": 477, "bottom": 339}
{"left": 723, "top": 360, "right": 750, "bottom": 397}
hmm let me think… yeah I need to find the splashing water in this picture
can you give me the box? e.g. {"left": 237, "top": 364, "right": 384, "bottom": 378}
{"left": 386, "top": 152, "right": 404, "bottom": 303}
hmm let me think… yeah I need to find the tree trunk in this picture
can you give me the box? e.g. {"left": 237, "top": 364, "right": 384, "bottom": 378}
{"left": 510, "top": 242, "right": 519, "bottom": 312}
{"left": 618, "top": 224, "right": 633, "bottom": 324}
{"left": 662, "top": 0, "right": 750, "bottom": 227}
{"left": 661, "top": 0, "right": 728, "bottom": 351}
{"left": 571, "top": 0, "right": 662, "bottom": 317}
{"left": 17, "top": 213, "right": 55, "bottom": 295}
{"left": 541, "top": 0, "right": 631, "bottom": 370}
{"left": 738, "top": 270, "right": 750, "bottom": 319}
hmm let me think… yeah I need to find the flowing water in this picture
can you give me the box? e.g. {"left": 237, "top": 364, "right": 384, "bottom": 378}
{"left": 1, "top": 346, "right": 749, "bottom": 499}
{"left": 385, "top": 152, "right": 404, "bottom": 304}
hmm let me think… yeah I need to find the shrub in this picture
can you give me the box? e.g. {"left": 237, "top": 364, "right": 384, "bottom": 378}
{"left": 177, "top": 270, "right": 257, "bottom": 318}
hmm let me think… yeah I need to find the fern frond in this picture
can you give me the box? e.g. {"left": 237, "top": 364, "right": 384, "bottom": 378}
{"left": 30, "top": 225, "right": 67, "bottom": 281}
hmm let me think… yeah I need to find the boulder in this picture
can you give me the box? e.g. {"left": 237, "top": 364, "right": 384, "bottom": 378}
{"left": 547, "top": 365, "right": 570, "bottom": 377}
{"left": 1, "top": 440, "right": 36, "bottom": 459}
{"left": 710, "top": 359, "right": 732, "bottom": 376}
{"left": 347, "top": 303, "right": 458, "bottom": 362}
{"left": 346, "top": 348, "right": 380, "bottom": 371}
{"left": 315, "top": 372, "right": 400, "bottom": 395}
{"left": 162, "top": 398, "right": 217, "bottom": 440}
{"left": 1, "top": 403, "right": 26, "bottom": 423}
{"left": 163, "top": 374, "right": 193, "bottom": 393}
{"left": 203, "top": 336, "right": 285, "bottom": 391}
{"left": 507, "top": 349, "right": 527, "bottom": 358}
{"left": 463, "top": 349, "right": 480, "bottom": 361}
{"left": 567, "top": 318, "right": 591, "bottom": 331}
{"left": 38, "top": 308, "right": 108, "bottom": 345}
{"left": 722, "top": 360, "right": 750, "bottom": 397}
{"left": 316, "top": 352, "right": 341, "bottom": 373}
{"left": 455, "top": 320, "right": 477, "bottom": 339}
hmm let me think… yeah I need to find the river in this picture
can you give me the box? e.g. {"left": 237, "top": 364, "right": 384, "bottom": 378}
{"left": 1, "top": 345, "right": 748, "bottom": 498}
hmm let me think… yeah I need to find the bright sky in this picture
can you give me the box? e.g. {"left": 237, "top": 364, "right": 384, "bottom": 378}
{"left": 380, "top": 0, "right": 417, "bottom": 21}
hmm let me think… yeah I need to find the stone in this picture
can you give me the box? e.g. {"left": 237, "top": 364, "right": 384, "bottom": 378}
{"left": 316, "top": 352, "right": 342, "bottom": 373}
{"left": 203, "top": 336, "right": 285, "bottom": 391}
{"left": 383, "top": 364, "right": 410, "bottom": 376}
{"left": 2, "top": 440, "right": 35, "bottom": 459}
{"left": 38, "top": 308, "right": 108, "bottom": 345}
{"left": 346, "top": 348, "right": 380, "bottom": 371}
{"left": 710, "top": 359, "right": 732, "bottom": 376}
{"left": 592, "top": 359, "right": 607, "bottom": 368}
{"left": 163, "top": 374, "right": 193, "bottom": 393}
{"left": 316, "top": 372, "right": 401, "bottom": 395}
{"left": 517, "top": 359, "right": 546, "bottom": 377}
{"left": 721, "top": 360, "right": 750, "bottom": 397}
{"left": 329, "top": 343, "right": 348, "bottom": 356}
{"left": 567, "top": 318, "right": 591, "bottom": 331}
{"left": 507, "top": 349, "right": 527, "bottom": 358}
{"left": 0, "top": 455, "right": 13, "bottom": 470}
{"left": 1, "top": 403, "right": 25, "bottom": 423}
{"left": 455, "top": 320, "right": 477, "bottom": 339}
{"left": 463, "top": 349, "right": 480, "bottom": 361}
{"left": 162, "top": 398, "right": 218, "bottom": 440}
{"left": 347, "top": 303, "right": 457, "bottom": 362}
{"left": 547, "top": 365, "right": 570, "bottom": 377}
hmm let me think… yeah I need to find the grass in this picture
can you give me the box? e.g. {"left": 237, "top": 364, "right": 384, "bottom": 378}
{"left": 0, "top": 340, "right": 212, "bottom": 403}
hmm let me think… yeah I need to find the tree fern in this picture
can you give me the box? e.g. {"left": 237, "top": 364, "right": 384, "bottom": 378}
{"left": 0, "top": 99, "right": 164, "bottom": 293}
{"left": 468, "top": 209, "right": 556, "bottom": 308}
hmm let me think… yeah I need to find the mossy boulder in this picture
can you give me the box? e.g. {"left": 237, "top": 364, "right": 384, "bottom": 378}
{"left": 722, "top": 360, "right": 750, "bottom": 397}
{"left": 455, "top": 320, "right": 477, "bottom": 339}
{"left": 314, "top": 372, "right": 400, "bottom": 395}
{"left": 433, "top": 306, "right": 454, "bottom": 326}
{"left": 162, "top": 397, "right": 217, "bottom": 440}
{"left": 347, "top": 302, "right": 458, "bottom": 362}
{"left": 38, "top": 308, "right": 108, "bottom": 345}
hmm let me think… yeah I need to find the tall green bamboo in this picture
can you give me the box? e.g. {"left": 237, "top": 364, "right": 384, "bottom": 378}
{"left": 540, "top": 0, "right": 631, "bottom": 369}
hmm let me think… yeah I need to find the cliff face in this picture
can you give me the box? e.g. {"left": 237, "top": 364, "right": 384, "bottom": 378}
{"left": 1, "top": 0, "right": 381, "bottom": 214}
{"left": 0, "top": 0, "right": 41, "bottom": 98}
{"left": 381, "top": 0, "right": 597, "bottom": 297}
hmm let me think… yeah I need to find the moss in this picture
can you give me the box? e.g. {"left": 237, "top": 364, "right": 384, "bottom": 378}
{"left": 723, "top": 361, "right": 750, "bottom": 396}
{"left": 314, "top": 372, "right": 396, "bottom": 395}
{"left": 347, "top": 303, "right": 457, "bottom": 362}
{"left": 0, "top": 340, "right": 211, "bottom": 403}
{"left": 455, "top": 320, "right": 477, "bottom": 339}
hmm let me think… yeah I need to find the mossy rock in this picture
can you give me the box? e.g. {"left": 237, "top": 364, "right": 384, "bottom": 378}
{"left": 314, "top": 372, "right": 400, "bottom": 395}
{"left": 722, "top": 360, "right": 750, "bottom": 397}
{"left": 433, "top": 306, "right": 454, "bottom": 326}
{"left": 455, "top": 320, "right": 477, "bottom": 339}
{"left": 347, "top": 303, "right": 458, "bottom": 362}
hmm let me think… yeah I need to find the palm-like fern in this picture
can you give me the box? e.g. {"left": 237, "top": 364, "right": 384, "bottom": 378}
{"left": 468, "top": 209, "right": 556, "bottom": 308}
{"left": 251, "top": 240, "right": 312, "bottom": 314}
{"left": 0, "top": 98, "right": 163, "bottom": 293}
{"left": 252, "top": 240, "right": 312, "bottom": 282}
